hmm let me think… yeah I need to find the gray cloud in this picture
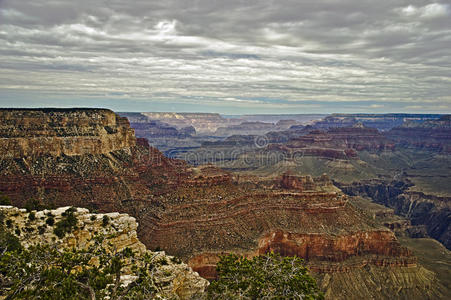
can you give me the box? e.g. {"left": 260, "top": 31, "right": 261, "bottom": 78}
{"left": 0, "top": 0, "right": 450, "bottom": 113}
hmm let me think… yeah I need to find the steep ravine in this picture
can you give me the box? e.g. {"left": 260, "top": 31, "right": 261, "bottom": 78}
{"left": 338, "top": 180, "right": 451, "bottom": 250}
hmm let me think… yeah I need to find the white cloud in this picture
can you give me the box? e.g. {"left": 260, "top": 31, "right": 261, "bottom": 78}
{"left": 0, "top": 0, "right": 450, "bottom": 113}
{"left": 398, "top": 3, "right": 449, "bottom": 19}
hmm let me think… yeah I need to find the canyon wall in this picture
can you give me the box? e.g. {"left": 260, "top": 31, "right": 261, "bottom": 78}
{"left": 0, "top": 109, "right": 135, "bottom": 158}
{"left": 312, "top": 113, "right": 442, "bottom": 131}
{"left": 339, "top": 180, "right": 451, "bottom": 250}
{"left": 386, "top": 115, "right": 451, "bottom": 153}
{"left": 0, "top": 109, "right": 447, "bottom": 299}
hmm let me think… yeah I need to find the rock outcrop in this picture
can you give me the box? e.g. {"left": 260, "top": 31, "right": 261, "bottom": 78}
{"left": 0, "top": 205, "right": 209, "bottom": 299}
{"left": 0, "top": 108, "right": 135, "bottom": 158}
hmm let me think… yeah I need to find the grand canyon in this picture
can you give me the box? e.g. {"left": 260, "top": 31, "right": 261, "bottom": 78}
{"left": 1, "top": 108, "right": 449, "bottom": 299}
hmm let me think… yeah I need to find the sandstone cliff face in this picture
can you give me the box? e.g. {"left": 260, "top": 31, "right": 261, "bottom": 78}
{"left": 0, "top": 109, "right": 135, "bottom": 158}
{"left": 0, "top": 205, "right": 208, "bottom": 299}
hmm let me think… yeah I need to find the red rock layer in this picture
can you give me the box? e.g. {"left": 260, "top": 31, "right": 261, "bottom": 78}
{"left": 188, "top": 229, "right": 415, "bottom": 280}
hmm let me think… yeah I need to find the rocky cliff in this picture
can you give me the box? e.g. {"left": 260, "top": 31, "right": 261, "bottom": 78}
{"left": 313, "top": 114, "right": 442, "bottom": 131}
{"left": 286, "top": 125, "right": 395, "bottom": 155}
{"left": 339, "top": 180, "right": 451, "bottom": 250}
{"left": 0, "top": 109, "right": 447, "bottom": 299}
{"left": 124, "top": 112, "right": 242, "bottom": 134}
{"left": 0, "top": 108, "right": 135, "bottom": 158}
{"left": 0, "top": 205, "right": 208, "bottom": 299}
{"left": 0, "top": 110, "right": 188, "bottom": 211}
{"left": 214, "top": 121, "right": 301, "bottom": 137}
{"left": 386, "top": 115, "right": 451, "bottom": 153}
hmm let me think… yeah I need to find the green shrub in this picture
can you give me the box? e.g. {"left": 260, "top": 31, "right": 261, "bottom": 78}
{"left": 102, "top": 215, "right": 110, "bottom": 227}
{"left": 208, "top": 252, "right": 323, "bottom": 299}
{"left": 0, "top": 192, "right": 11, "bottom": 205}
{"left": 90, "top": 215, "right": 97, "bottom": 221}
{"left": 170, "top": 256, "right": 182, "bottom": 264}
{"left": 0, "top": 230, "right": 21, "bottom": 252}
{"left": 6, "top": 219, "right": 13, "bottom": 228}
{"left": 24, "top": 199, "right": 43, "bottom": 212}
{"left": 38, "top": 225, "right": 46, "bottom": 235}
{"left": 28, "top": 212, "right": 36, "bottom": 221}
{"left": 46, "top": 216, "right": 55, "bottom": 226}
{"left": 53, "top": 207, "right": 78, "bottom": 238}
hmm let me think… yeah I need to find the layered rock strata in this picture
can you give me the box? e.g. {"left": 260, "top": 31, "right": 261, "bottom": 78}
{"left": 0, "top": 108, "right": 135, "bottom": 158}
{"left": 0, "top": 109, "right": 446, "bottom": 299}
{"left": 386, "top": 115, "right": 451, "bottom": 153}
{"left": 339, "top": 180, "right": 451, "bottom": 250}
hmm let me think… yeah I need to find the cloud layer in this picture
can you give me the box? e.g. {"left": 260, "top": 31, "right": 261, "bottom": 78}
{"left": 0, "top": 0, "right": 450, "bottom": 113}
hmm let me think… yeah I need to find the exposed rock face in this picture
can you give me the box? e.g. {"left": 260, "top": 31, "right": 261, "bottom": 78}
{"left": 0, "top": 205, "right": 209, "bottom": 299}
{"left": 0, "top": 108, "right": 135, "bottom": 158}
{"left": 125, "top": 112, "right": 242, "bottom": 134}
{"left": 131, "top": 120, "right": 181, "bottom": 138}
{"left": 0, "top": 109, "right": 447, "bottom": 299}
{"left": 317, "top": 264, "right": 444, "bottom": 300}
{"left": 280, "top": 173, "right": 334, "bottom": 191}
{"left": 214, "top": 121, "right": 301, "bottom": 137}
{"left": 313, "top": 113, "right": 442, "bottom": 131}
{"left": 339, "top": 180, "right": 451, "bottom": 250}
{"left": 1, "top": 205, "right": 147, "bottom": 253}
{"left": 286, "top": 126, "right": 395, "bottom": 154}
{"left": 258, "top": 230, "right": 413, "bottom": 263}
{"left": 386, "top": 115, "right": 451, "bottom": 153}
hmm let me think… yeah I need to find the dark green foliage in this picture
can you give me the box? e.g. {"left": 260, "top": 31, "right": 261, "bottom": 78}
{"left": 170, "top": 256, "right": 182, "bottom": 264}
{"left": 90, "top": 215, "right": 97, "bottom": 221}
{"left": 38, "top": 225, "right": 46, "bottom": 235}
{"left": 53, "top": 207, "right": 78, "bottom": 238}
{"left": 24, "top": 199, "right": 44, "bottom": 212}
{"left": 208, "top": 252, "right": 324, "bottom": 300}
{"left": 28, "top": 212, "right": 36, "bottom": 221}
{"left": 102, "top": 215, "right": 110, "bottom": 227}
{"left": 6, "top": 219, "right": 13, "bottom": 228}
{"left": 0, "top": 231, "right": 21, "bottom": 252}
{"left": 46, "top": 215, "right": 55, "bottom": 226}
{"left": 0, "top": 236, "right": 171, "bottom": 299}
{"left": 15, "top": 228, "right": 21, "bottom": 236}
{"left": 0, "top": 212, "right": 21, "bottom": 252}
{"left": 0, "top": 192, "right": 12, "bottom": 205}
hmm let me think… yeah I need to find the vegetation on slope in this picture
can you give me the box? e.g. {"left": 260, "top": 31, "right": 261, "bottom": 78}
{"left": 208, "top": 252, "right": 323, "bottom": 299}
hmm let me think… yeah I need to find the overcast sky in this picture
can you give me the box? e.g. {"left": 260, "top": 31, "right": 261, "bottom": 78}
{"left": 0, "top": 0, "right": 450, "bottom": 114}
